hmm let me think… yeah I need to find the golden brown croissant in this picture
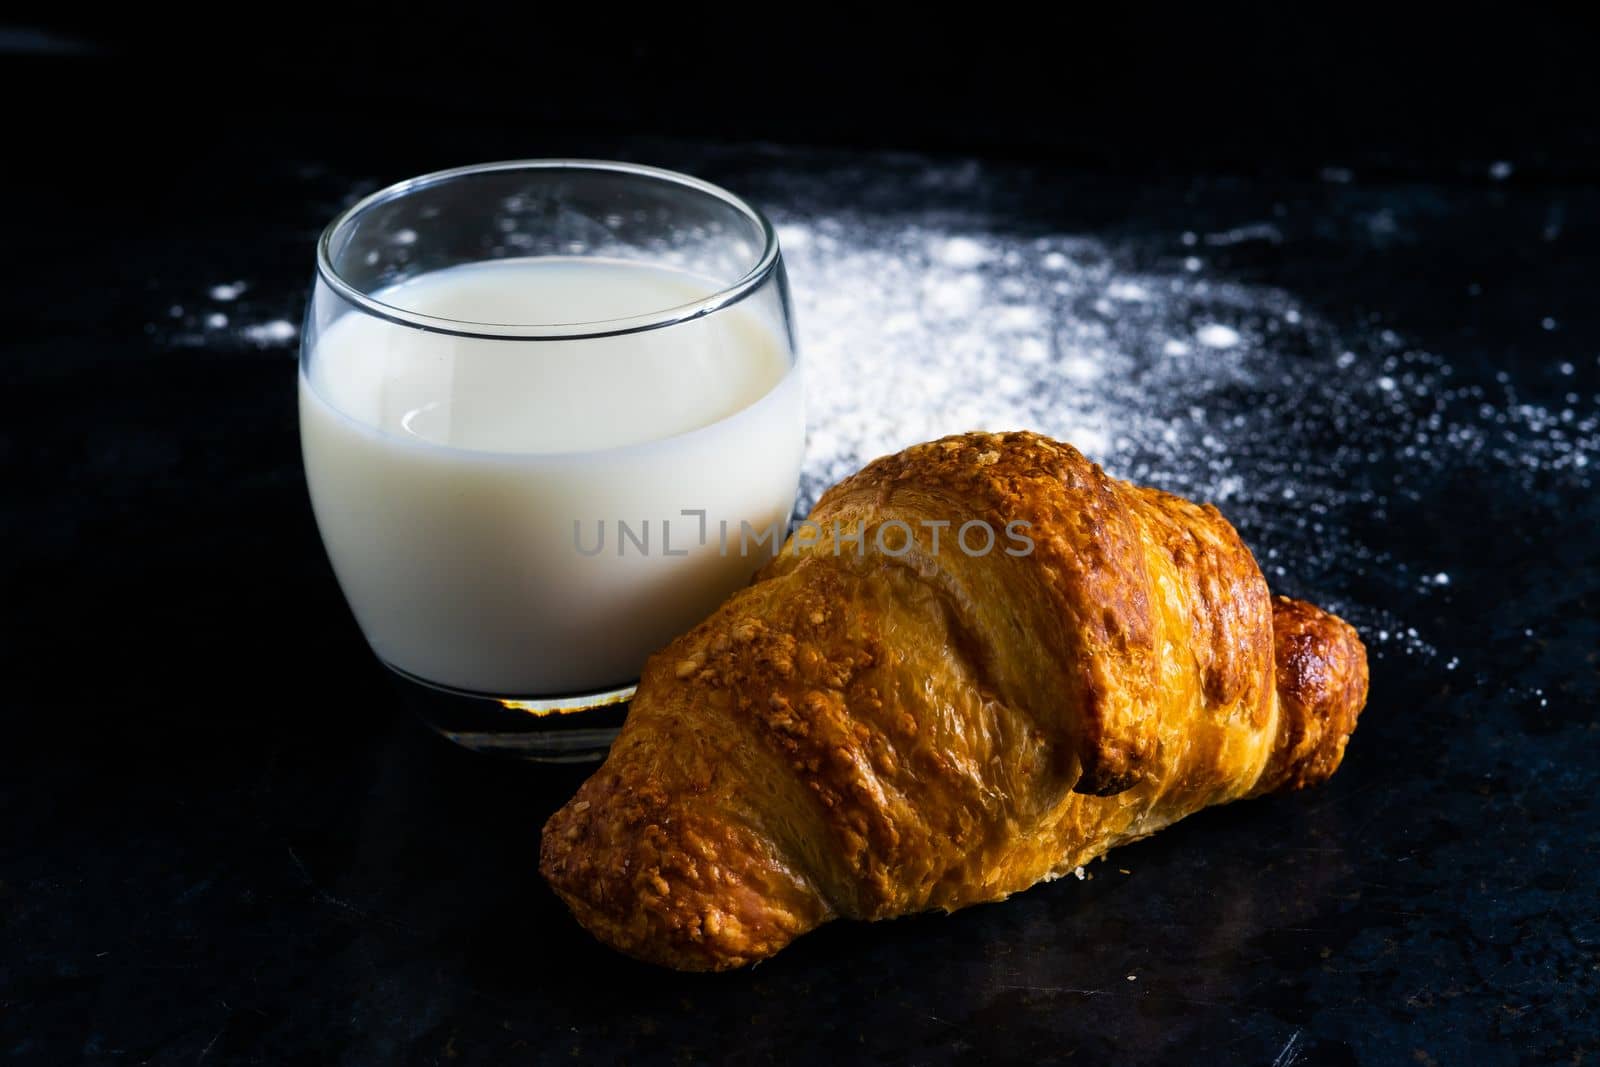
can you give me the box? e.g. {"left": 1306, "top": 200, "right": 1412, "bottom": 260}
{"left": 541, "top": 431, "right": 1368, "bottom": 971}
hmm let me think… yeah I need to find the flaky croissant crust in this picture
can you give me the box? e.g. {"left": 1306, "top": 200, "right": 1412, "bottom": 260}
{"left": 542, "top": 432, "right": 1368, "bottom": 970}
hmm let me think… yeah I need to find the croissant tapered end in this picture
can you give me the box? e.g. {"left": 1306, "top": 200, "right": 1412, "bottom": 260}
{"left": 540, "top": 749, "right": 830, "bottom": 972}
{"left": 1256, "top": 595, "right": 1370, "bottom": 796}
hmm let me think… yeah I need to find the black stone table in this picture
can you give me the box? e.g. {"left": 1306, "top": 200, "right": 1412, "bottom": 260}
{"left": 7, "top": 129, "right": 1597, "bottom": 1064}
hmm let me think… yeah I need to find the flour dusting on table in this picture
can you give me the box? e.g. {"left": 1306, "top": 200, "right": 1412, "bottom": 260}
{"left": 149, "top": 160, "right": 1599, "bottom": 678}
{"left": 768, "top": 198, "right": 1597, "bottom": 671}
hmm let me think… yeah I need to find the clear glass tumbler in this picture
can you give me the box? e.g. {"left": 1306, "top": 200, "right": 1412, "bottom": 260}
{"left": 300, "top": 161, "right": 802, "bottom": 760}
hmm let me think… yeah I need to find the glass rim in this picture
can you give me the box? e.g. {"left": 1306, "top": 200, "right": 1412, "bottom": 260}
{"left": 314, "top": 159, "right": 782, "bottom": 341}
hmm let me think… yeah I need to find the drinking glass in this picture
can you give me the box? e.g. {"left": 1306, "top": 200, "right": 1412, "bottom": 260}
{"left": 300, "top": 161, "right": 802, "bottom": 760}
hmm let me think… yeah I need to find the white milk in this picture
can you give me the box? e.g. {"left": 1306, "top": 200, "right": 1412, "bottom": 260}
{"left": 300, "top": 258, "right": 802, "bottom": 695}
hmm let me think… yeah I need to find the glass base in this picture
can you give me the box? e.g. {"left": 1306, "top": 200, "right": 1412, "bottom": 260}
{"left": 384, "top": 664, "right": 633, "bottom": 762}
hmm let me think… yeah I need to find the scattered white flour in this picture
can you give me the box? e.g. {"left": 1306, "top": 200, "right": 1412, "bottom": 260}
{"left": 156, "top": 279, "right": 302, "bottom": 350}
{"left": 143, "top": 160, "right": 1599, "bottom": 683}
{"left": 774, "top": 224, "right": 810, "bottom": 250}
{"left": 1203, "top": 223, "right": 1283, "bottom": 247}
{"left": 157, "top": 280, "right": 300, "bottom": 350}
{"left": 243, "top": 320, "right": 298, "bottom": 346}
{"left": 1195, "top": 323, "right": 1242, "bottom": 349}
{"left": 763, "top": 184, "right": 1597, "bottom": 673}
{"left": 937, "top": 236, "right": 991, "bottom": 268}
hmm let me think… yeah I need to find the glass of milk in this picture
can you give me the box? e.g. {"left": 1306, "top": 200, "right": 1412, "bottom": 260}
{"left": 300, "top": 161, "right": 803, "bottom": 759}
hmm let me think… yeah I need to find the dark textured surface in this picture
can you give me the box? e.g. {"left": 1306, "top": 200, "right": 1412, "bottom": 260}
{"left": 6, "top": 126, "right": 1599, "bottom": 1065}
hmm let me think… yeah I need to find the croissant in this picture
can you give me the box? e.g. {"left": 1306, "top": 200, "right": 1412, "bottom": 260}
{"left": 541, "top": 431, "right": 1368, "bottom": 970}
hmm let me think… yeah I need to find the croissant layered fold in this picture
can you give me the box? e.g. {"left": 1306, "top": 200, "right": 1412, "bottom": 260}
{"left": 541, "top": 432, "right": 1369, "bottom": 970}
